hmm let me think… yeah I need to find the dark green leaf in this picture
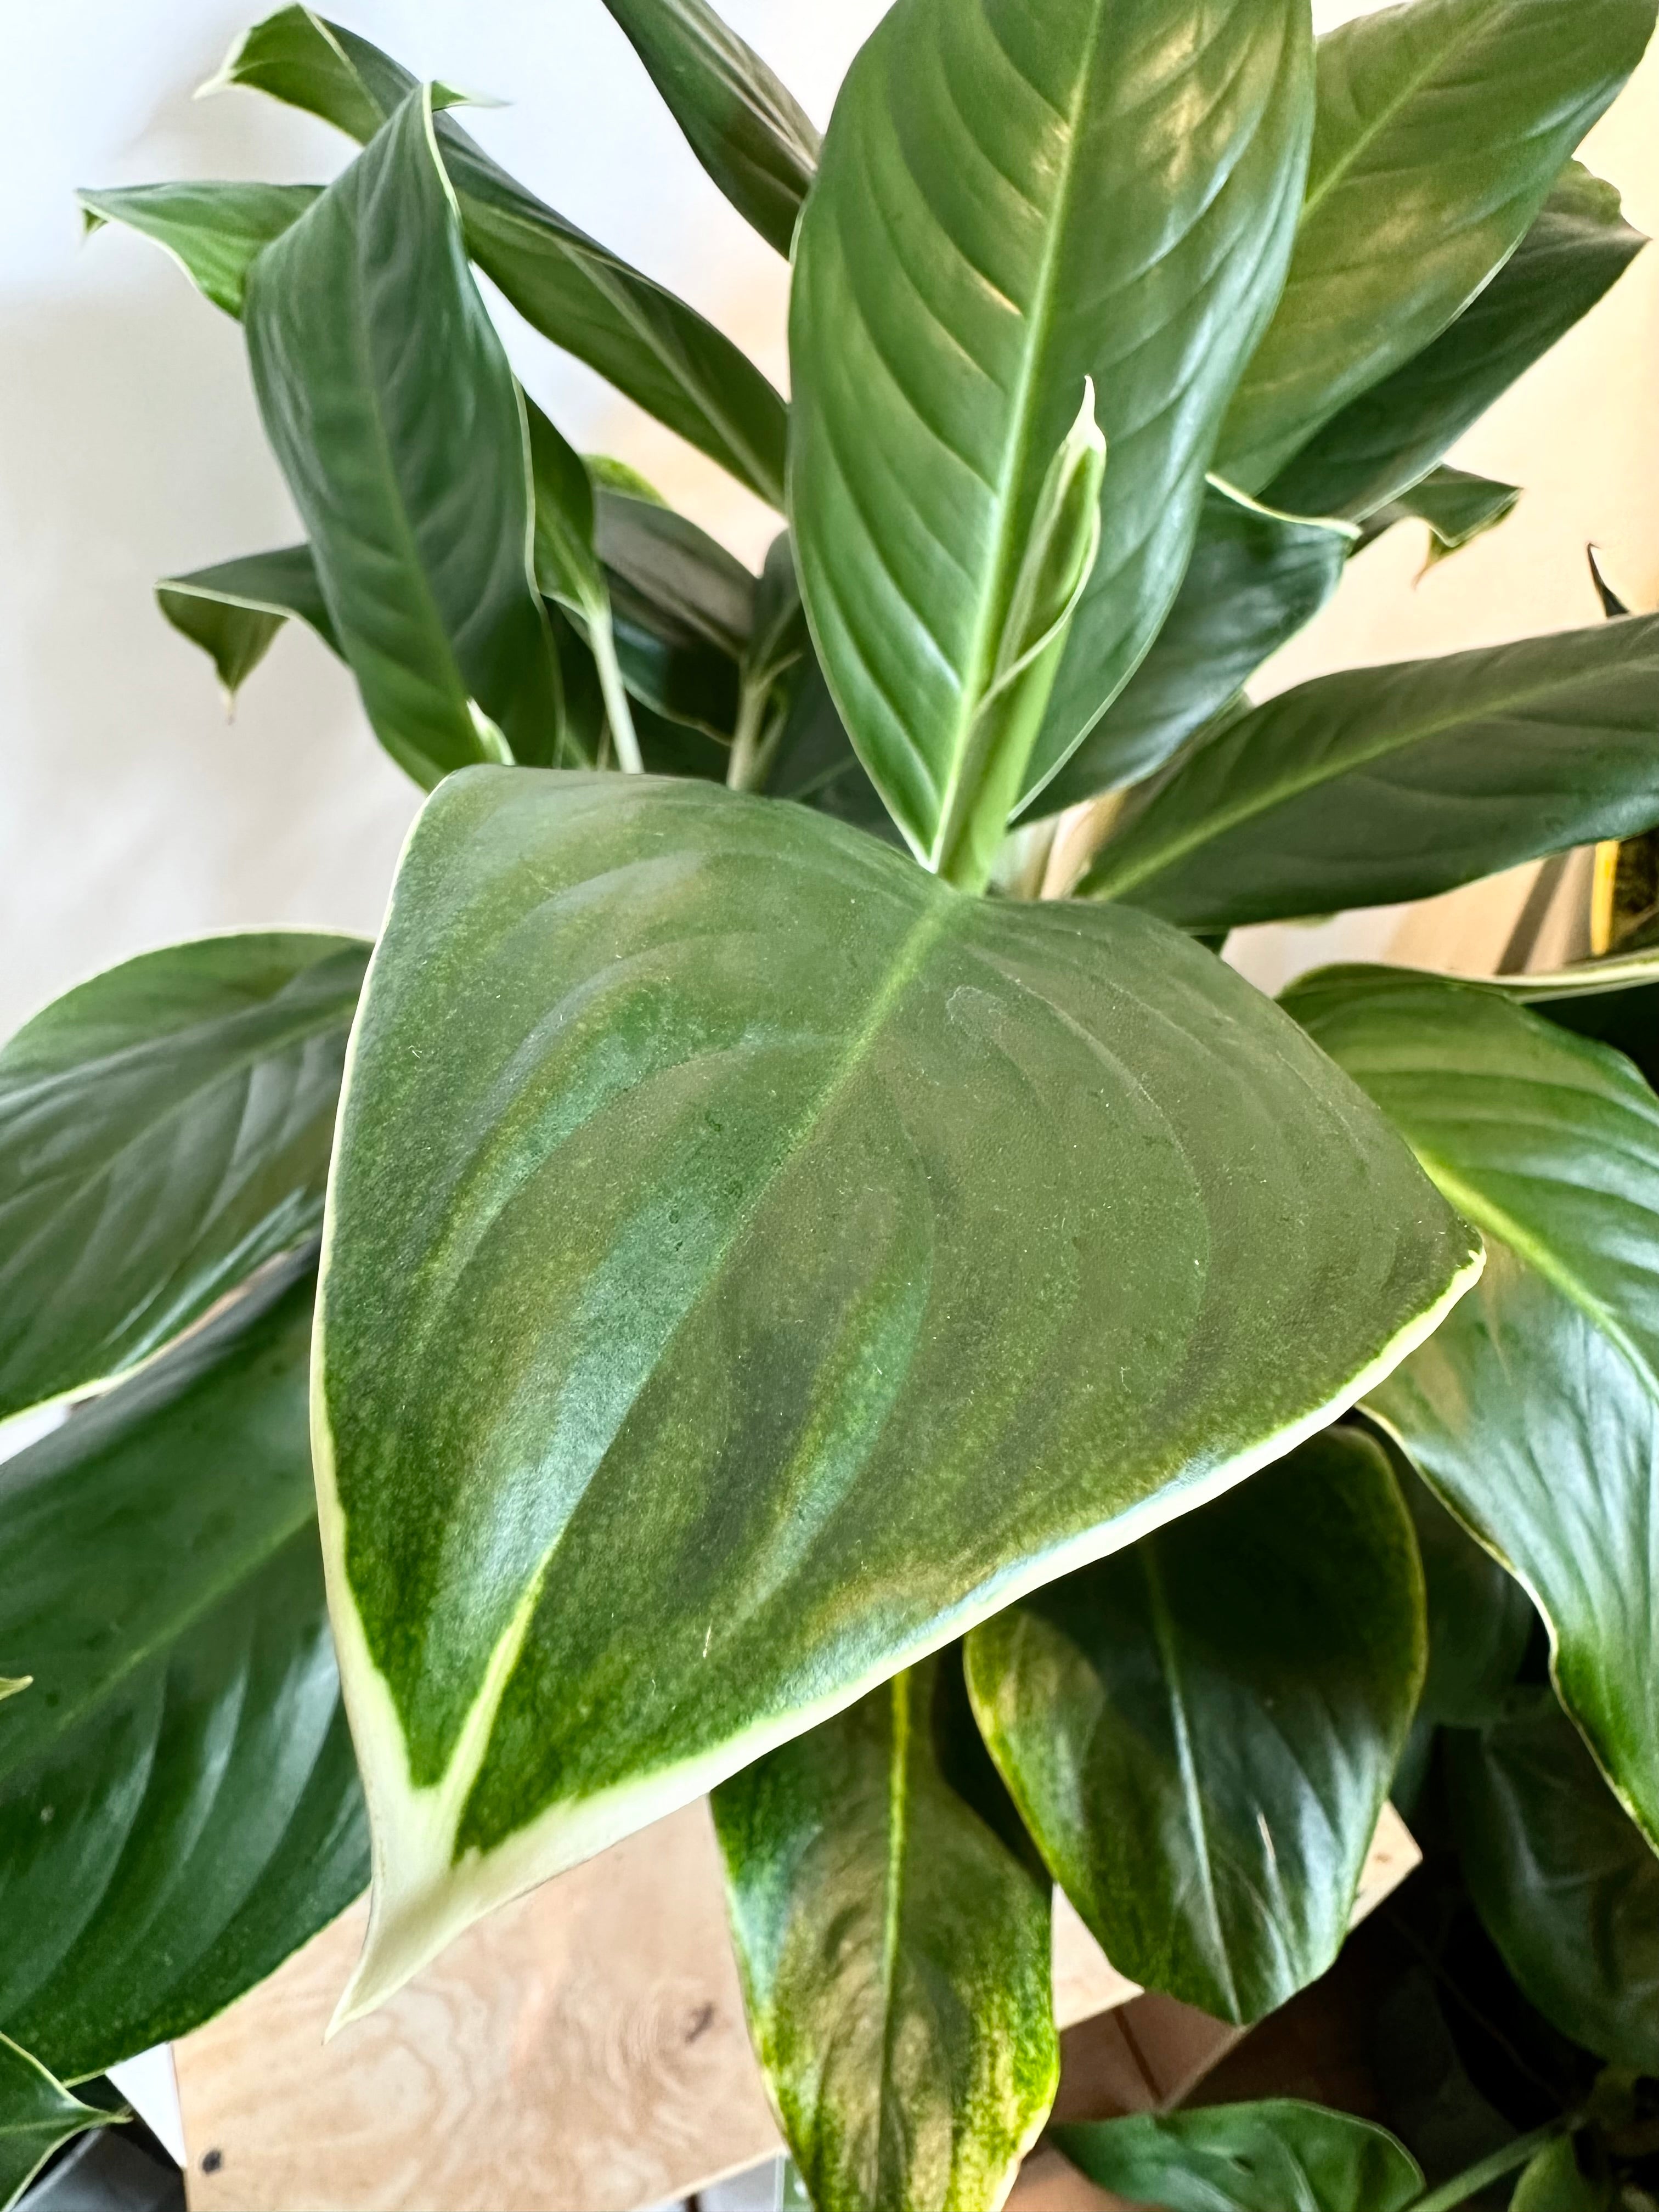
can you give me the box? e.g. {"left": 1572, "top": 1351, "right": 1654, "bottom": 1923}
{"left": 1053, "top": 2101, "right": 1424, "bottom": 2212}
{"left": 787, "top": 0, "right": 1313, "bottom": 864}
{"left": 1040, "top": 483, "right": 1348, "bottom": 813}
{"left": 0, "top": 932, "right": 365, "bottom": 1423}
{"left": 599, "top": 0, "right": 820, "bottom": 257}
{"left": 712, "top": 1653, "right": 1056, "bottom": 2212}
{"left": 157, "top": 544, "right": 341, "bottom": 704}
{"left": 77, "top": 181, "right": 319, "bottom": 318}
{"left": 524, "top": 401, "right": 637, "bottom": 770}
{"left": 1217, "top": 0, "right": 1657, "bottom": 492}
{"left": 966, "top": 1427, "right": 1424, "bottom": 2025}
{"left": 594, "top": 488, "right": 751, "bottom": 738}
{"left": 1369, "top": 467, "right": 1523, "bottom": 562}
{"left": 1264, "top": 163, "right": 1646, "bottom": 524}
{"left": 1449, "top": 1694, "right": 1659, "bottom": 2072}
{"left": 766, "top": 650, "right": 899, "bottom": 845}
{"left": 245, "top": 88, "right": 563, "bottom": 787}
{"left": 0, "top": 2036, "right": 116, "bottom": 2212}
{"left": 0, "top": 1256, "right": 368, "bottom": 2081}
{"left": 1398, "top": 1453, "right": 1534, "bottom": 1729}
{"left": 1285, "top": 966, "right": 1659, "bottom": 1848}
{"left": 1080, "top": 614, "right": 1659, "bottom": 928}
{"left": 313, "top": 767, "right": 1476, "bottom": 2017}
{"left": 208, "top": 8, "right": 789, "bottom": 507}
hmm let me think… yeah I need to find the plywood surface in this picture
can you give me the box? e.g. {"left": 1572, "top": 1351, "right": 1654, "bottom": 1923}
{"left": 174, "top": 1802, "right": 1417, "bottom": 2212}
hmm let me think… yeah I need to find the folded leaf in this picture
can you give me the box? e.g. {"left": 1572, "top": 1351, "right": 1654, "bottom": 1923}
{"left": 1081, "top": 614, "right": 1659, "bottom": 928}
{"left": 1285, "top": 966, "right": 1659, "bottom": 1848}
{"left": 208, "top": 8, "right": 789, "bottom": 506}
{"left": 1448, "top": 1692, "right": 1659, "bottom": 2071}
{"left": 77, "top": 181, "right": 319, "bottom": 317}
{"left": 1265, "top": 163, "right": 1646, "bottom": 524}
{"left": 157, "top": 544, "right": 340, "bottom": 704}
{"left": 788, "top": 0, "right": 1313, "bottom": 864}
{"left": 1217, "top": 0, "right": 1657, "bottom": 492}
{"left": 0, "top": 2036, "right": 116, "bottom": 2212}
{"left": 1053, "top": 2102, "right": 1424, "bottom": 2212}
{"left": 712, "top": 1652, "right": 1056, "bottom": 2212}
{"left": 1041, "top": 483, "right": 1348, "bottom": 815}
{"left": 245, "top": 87, "right": 563, "bottom": 787}
{"left": 0, "top": 931, "right": 365, "bottom": 1423}
{"left": 0, "top": 1256, "right": 368, "bottom": 2081}
{"left": 314, "top": 768, "right": 1477, "bottom": 2016}
{"left": 966, "top": 1426, "right": 1424, "bottom": 2025}
{"left": 1359, "top": 466, "right": 1522, "bottom": 564}
{"left": 599, "top": 0, "right": 820, "bottom": 257}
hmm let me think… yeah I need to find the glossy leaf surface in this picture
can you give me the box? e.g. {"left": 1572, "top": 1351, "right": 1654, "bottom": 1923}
{"left": 1053, "top": 2101, "right": 1424, "bottom": 2212}
{"left": 157, "top": 544, "right": 340, "bottom": 704}
{"left": 1400, "top": 1455, "right": 1534, "bottom": 1729}
{"left": 599, "top": 0, "right": 819, "bottom": 256}
{"left": 246, "top": 88, "right": 562, "bottom": 787}
{"left": 1082, "top": 614, "right": 1659, "bottom": 928}
{"left": 1286, "top": 966, "right": 1659, "bottom": 1847}
{"left": 0, "top": 1258, "right": 368, "bottom": 2081}
{"left": 77, "top": 182, "right": 318, "bottom": 317}
{"left": 315, "top": 768, "right": 1476, "bottom": 2016}
{"left": 1264, "top": 162, "right": 1646, "bottom": 523}
{"left": 788, "top": 0, "right": 1313, "bottom": 861}
{"left": 1449, "top": 1695, "right": 1659, "bottom": 2070}
{"left": 966, "top": 1427, "right": 1424, "bottom": 2024}
{"left": 1041, "top": 483, "right": 1348, "bottom": 814}
{"left": 0, "top": 2036, "right": 115, "bottom": 2212}
{"left": 1217, "top": 0, "right": 1657, "bottom": 492}
{"left": 0, "top": 931, "right": 365, "bottom": 1422}
{"left": 212, "top": 8, "right": 789, "bottom": 506}
{"left": 712, "top": 1654, "right": 1056, "bottom": 2212}
{"left": 595, "top": 488, "right": 750, "bottom": 736}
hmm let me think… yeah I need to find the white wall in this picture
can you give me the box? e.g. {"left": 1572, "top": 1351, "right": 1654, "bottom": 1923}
{"left": 2, "top": 1, "right": 1654, "bottom": 1036}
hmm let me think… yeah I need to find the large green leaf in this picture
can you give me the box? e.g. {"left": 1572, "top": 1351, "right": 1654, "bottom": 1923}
{"left": 1448, "top": 1694, "right": 1659, "bottom": 2072}
{"left": 1053, "top": 2102, "right": 1424, "bottom": 2212}
{"left": 314, "top": 768, "right": 1476, "bottom": 2017}
{"left": 1080, "top": 613, "right": 1659, "bottom": 928}
{"left": 711, "top": 1652, "right": 1056, "bottom": 2212}
{"left": 0, "top": 931, "right": 365, "bottom": 1423}
{"left": 0, "top": 2036, "right": 116, "bottom": 2212}
{"left": 1216, "top": 0, "right": 1657, "bottom": 493}
{"left": 1040, "top": 484, "right": 1349, "bottom": 815}
{"left": 245, "top": 87, "right": 563, "bottom": 788}
{"left": 0, "top": 1256, "right": 368, "bottom": 2081}
{"left": 599, "top": 0, "right": 820, "bottom": 258}
{"left": 965, "top": 1426, "right": 1423, "bottom": 2025}
{"left": 1264, "top": 163, "right": 1646, "bottom": 524}
{"left": 208, "top": 7, "right": 789, "bottom": 507}
{"left": 1285, "top": 966, "right": 1659, "bottom": 1848}
{"left": 77, "top": 182, "right": 319, "bottom": 317}
{"left": 787, "top": 0, "right": 1313, "bottom": 868}
{"left": 157, "top": 544, "right": 340, "bottom": 706}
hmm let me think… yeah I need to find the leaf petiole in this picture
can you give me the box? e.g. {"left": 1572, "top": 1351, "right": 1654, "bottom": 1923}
{"left": 1406, "top": 2120, "right": 1569, "bottom": 2212}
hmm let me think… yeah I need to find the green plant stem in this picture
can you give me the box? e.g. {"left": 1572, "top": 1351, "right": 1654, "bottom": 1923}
{"left": 589, "top": 608, "right": 644, "bottom": 774}
{"left": 726, "top": 683, "right": 771, "bottom": 791}
{"left": 1408, "top": 2121, "right": 1568, "bottom": 2212}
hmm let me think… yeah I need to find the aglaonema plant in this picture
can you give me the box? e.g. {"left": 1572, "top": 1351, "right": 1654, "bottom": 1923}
{"left": 4, "top": 0, "right": 1659, "bottom": 2204}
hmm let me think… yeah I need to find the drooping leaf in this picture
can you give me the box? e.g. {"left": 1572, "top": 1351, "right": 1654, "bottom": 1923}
{"left": 1216, "top": 0, "right": 1657, "bottom": 493}
{"left": 1053, "top": 2102, "right": 1424, "bottom": 2212}
{"left": 1040, "top": 482, "right": 1348, "bottom": 815}
{"left": 245, "top": 87, "right": 562, "bottom": 787}
{"left": 0, "top": 931, "right": 366, "bottom": 1423}
{"left": 1264, "top": 162, "right": 1646, "bottom": 524}
{"left": 77, "top": 181, "right": 319, "bottom": 318}
{"left": 712, "top": 1652, "right": 1056, "bottom": 2212}
{"left": 0, "top": 2036, "right": 117, "bottom": 2212}
{"left": 966, "top": 1426, "right": 1424, "bottom": 2025}
{"left": 599, "top": 0, "right": 820, "bottom": 257}
{"left": 1080, "top": 613, "right": 1659, "bottom": 928}
{"left": 1448, "top": 1693, "right": 1659, "bottom": 2072}
{"left": 314, "top": 767, "right": 1476, "bottom": 2017}
{"left": 157, "top": 544, "right": 341, "bottom": 704}
{"left": 1285, "top": 966, "right": 1659, "bottom": 1848}
{"left": 1396, "top": 1449, "right": 1534, "bottom": 1729}
{"left": 0, "top": 1255, "right": 368, "bottom": 2082}
{"left": 787, "top": 0, "right": 1313, "bottom": 865}
{"left": 207, "top": 7, "right": 789, "bottom": 506}
{"left": 1361, "top": 467, "right": 1522, "bottom": 564}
